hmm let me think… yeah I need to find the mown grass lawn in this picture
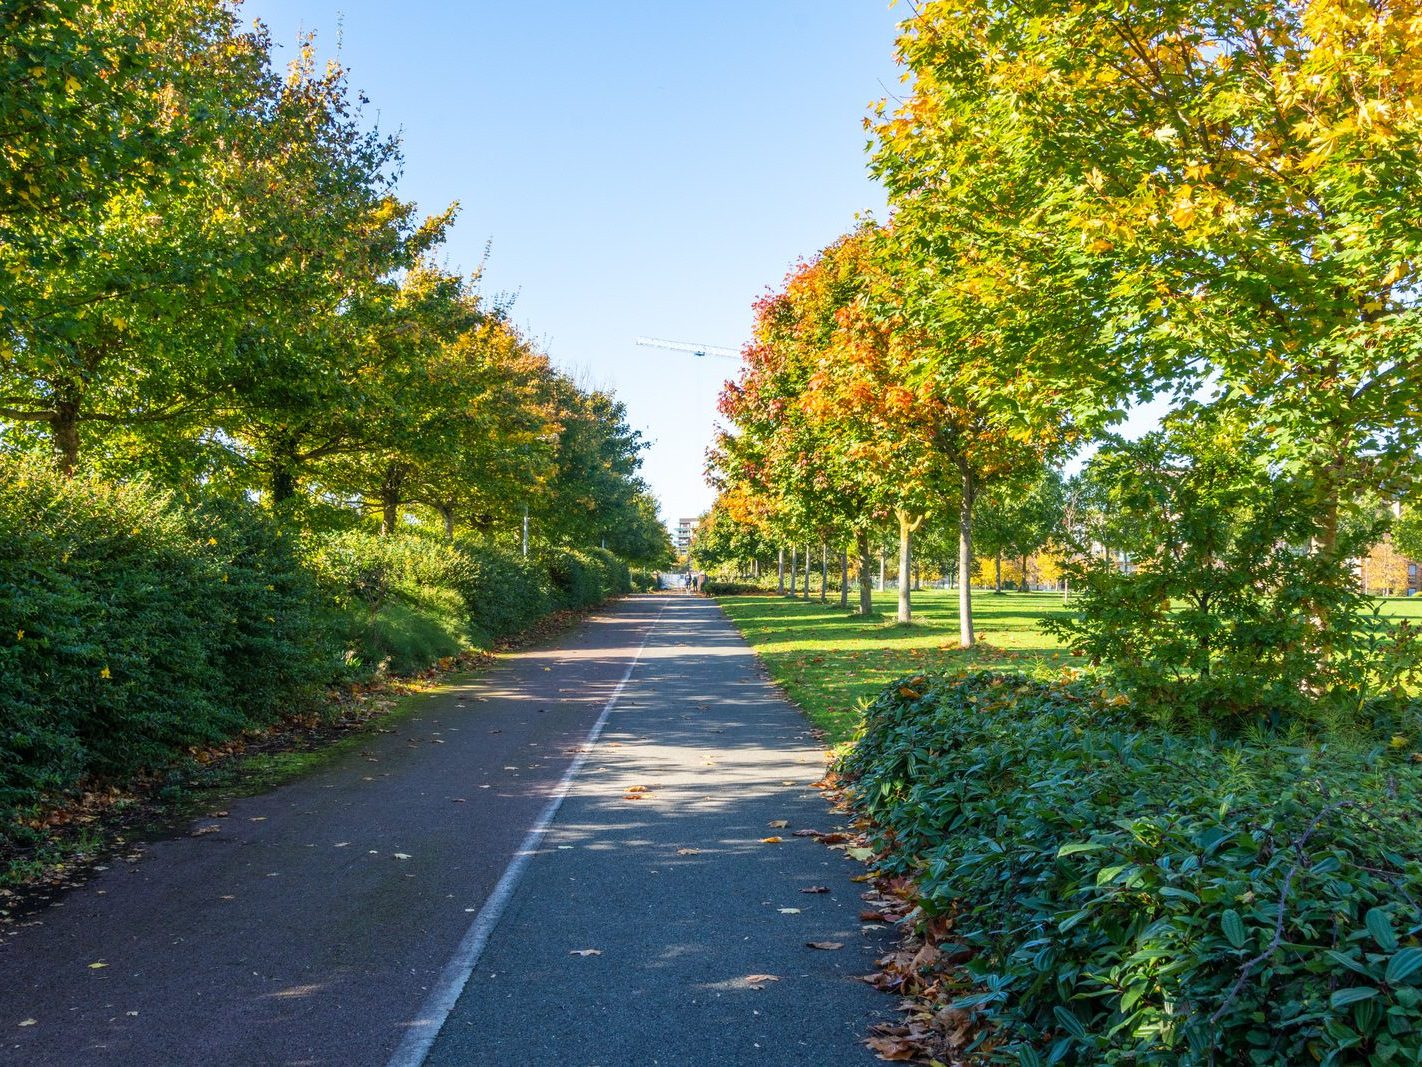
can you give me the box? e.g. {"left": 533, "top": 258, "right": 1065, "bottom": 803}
{"left": 717, "top": 589, "right": 1075, "bottom": 743}
{"left": 718, "top": 589, "right": 1422, "bottom": 744}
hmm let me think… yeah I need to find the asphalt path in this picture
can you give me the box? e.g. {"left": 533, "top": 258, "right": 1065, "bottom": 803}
{"left": 0, "top": 594, "right": 891, "bottom": 1065}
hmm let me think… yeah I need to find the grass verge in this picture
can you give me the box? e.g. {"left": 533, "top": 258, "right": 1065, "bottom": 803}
{"left": 716, "top": 589, "right": 1074, "bottom": 743}
{"left": 718, "top": 589, "right": 1422, "bottom": 744}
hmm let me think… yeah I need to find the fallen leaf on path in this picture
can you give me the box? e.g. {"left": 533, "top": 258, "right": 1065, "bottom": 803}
{"left": 87, "top": 962, "right": 107, "bottom": 970}
{"left": 744, "top": 974, "right": 779, "bottom": 988}
{"left": 760, "top": 836, "right": 783, "bottom": 844}
{"left": 865, "top": 1035, "right": 917, "bottom": 1061}
{"left": 569, "top": 949, "right": 601, "bottom": 957}
{"left": 801, "top": 886, "right": 830, "bottom": 894}
{"left": 393, "top": 854, "right": 411, "bottom": 860}
{"left": 17, "top": 1019, "right": 36, "bottom": 1027}
{"left": 846, "top": 847, "right": 875, "bottom": 861}
{"left": 768, "top": 820, "right": 789, "bottom": 828}
{"left": 806, "top": 941, "right": 844, "bottom": 950}
{"left": 778, "top": 908, "right": 800, "bottom": 914}
{"left": 818, "top": 832, "right": 852, "bottom": 844}
{"left": 676, "top": 848, "right": 702, "bottom": 856}
{"left": 623, "top": 792, "right": 649, "bottom": 801}
{"left": 624, "top": 785, "right": 650, "bottom": 793}
{"left": 792, "top": 829, "right": 821, "bottom": 838}
{"left": 190, "top": 825, "right": 221, "bottom": 837}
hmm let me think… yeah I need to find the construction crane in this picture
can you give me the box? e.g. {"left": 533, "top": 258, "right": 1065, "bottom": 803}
{"left": 634, "top": 336, "right": 740, "bottom": 361}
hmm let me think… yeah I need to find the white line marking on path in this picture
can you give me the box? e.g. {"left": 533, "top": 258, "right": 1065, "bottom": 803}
{"left": 386, "top": 600, "right": 669, "bottom": 1067}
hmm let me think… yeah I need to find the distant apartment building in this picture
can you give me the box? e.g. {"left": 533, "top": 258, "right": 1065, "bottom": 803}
{"left": 674, "top": 516, "right": 700, "bottom": 555}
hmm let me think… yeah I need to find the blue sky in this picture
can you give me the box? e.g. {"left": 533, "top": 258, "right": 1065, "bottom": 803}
{"left": 243, "top": 0, "right": 905, "bottom": 525}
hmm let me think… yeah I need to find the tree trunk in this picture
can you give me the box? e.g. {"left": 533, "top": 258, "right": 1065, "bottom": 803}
{"left": 777, "top": 548, "right": 786, "bottom": 594}
{"left": 379, "top": 463, "right": 405, "bottom": 536}
{"left": 802, "top": 544, "right": 810, "bottom": 600}
{"left": 857, "top": 529, "right": 874, "bottom": 616}
{"left": 819, "top": 543, "right": 828, "bottom": 603}
{"left": 959, "top": 464, "right": 976, "bottom": 649}
{"left": 789, "top": 546, "right": 797, "bottom": 596}
{"left": 878, "top": 549, "right": 885, "bottom": 592}
{"left": 896, "top": 510, "right": 914, "bottom": 624}
{"left": 1021, "top": 552, "right": 1029, "bottom": 592}
{"left": 51, "top": 393, "right": 81, "bottom": 476}
{"left": 438, "top": 503, "right": 456, "bottom": 541}
{"left": 839, "top": 548, "right": 849, "bottom": 609}
{"left": 995, "top": 551, "right": 1003, "bottom": 594}
{"left": 269, "top": 430, "right": 300, "bottom": 506}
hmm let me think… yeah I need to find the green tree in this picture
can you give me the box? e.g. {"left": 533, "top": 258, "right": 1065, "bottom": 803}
{"left": 879, "top": 0, "right": 1422, "bottom": 628}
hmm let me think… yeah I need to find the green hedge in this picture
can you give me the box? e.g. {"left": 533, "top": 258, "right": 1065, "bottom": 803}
{"left": 0, "top": 459, "right": 335, "bottom": 838}
{"left": 304, "top": 529, "right": 471, "bottom": 674}
{"left": 0, "top": 457, "right": 637, "bottom": 847}
{"left": 841, "top": 671, "right": 1422, "bottom": 1065}
{"left": 451, "top": 537, "right": 554, "bottom": 642}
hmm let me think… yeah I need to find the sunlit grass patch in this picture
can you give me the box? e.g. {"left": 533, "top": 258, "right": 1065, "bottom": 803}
{"left": 717, "top": 590, "right": 1074, "bottom": 743}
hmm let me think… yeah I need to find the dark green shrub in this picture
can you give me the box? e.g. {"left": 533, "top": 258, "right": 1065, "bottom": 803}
{"left": 841, "top": 672, "right": 1422, "bottom": 1065}
{"left": 545, "top": 548, "right": 603, "bottom": 610}
{"left": 544, "top": 547, "right": 629, "bottom": 610}
{"left": 704, "top": 581, "right": 773, "bottom": 596}
{"left": 451, "top": 537, "right": 552, "bottom": 642}
{"left": 583, "top": 546, "right": 632, "bottom": 597}
{"left": 630, "top": 568, "right": 659, "bottom": 593}
{"left": 0, "top": 458, "right": 333, "bottom": 839}
{"left": 304, "top": 530, "right": 470, "bottom": 674}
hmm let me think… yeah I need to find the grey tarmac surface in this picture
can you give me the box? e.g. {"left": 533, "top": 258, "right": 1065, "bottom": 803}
{"left": 0, "top": 594, "right": 892, "bottom": 1066}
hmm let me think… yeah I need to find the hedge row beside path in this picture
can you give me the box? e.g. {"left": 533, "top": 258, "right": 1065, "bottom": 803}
{"left": 841, "top": 671, "right": 1422, "bottom": 1065}
{"left": 0, "top": 457, "right": 631, "bottom": 850}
